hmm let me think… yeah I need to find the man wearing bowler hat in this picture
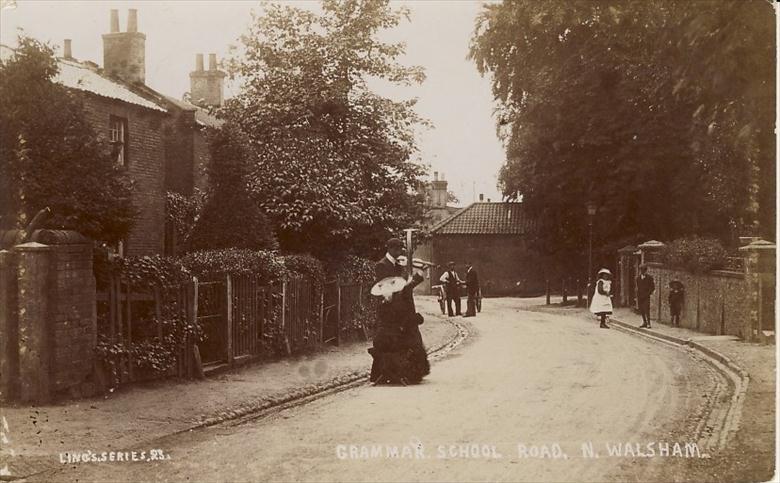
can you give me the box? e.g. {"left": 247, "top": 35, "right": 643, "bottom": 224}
{"left": 464, "top": 262, "right": 480, "bottom": 317}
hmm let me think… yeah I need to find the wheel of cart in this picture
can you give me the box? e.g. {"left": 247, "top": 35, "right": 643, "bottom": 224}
{"left": 432, "top": 284, "right": 446, "bottom": 315}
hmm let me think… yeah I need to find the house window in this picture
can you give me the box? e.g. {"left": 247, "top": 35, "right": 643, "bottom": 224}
{"left": 109, "top": 116, "right": 128, "bottom": 167}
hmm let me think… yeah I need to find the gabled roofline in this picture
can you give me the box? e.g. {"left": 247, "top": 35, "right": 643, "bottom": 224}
{"left": 429, "top": 200, "right": 528, "bottom": 235}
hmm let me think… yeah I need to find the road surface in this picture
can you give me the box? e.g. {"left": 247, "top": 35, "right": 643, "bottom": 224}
{"left": 52, "top": 298, "right": 724, "bottom": 482}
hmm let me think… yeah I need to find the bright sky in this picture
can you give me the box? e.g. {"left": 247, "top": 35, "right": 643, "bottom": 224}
{"left": 0, "top": 0, "right": 505, "bottom": 205}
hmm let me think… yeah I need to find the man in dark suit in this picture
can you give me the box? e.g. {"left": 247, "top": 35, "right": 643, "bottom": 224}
{"left": 439, "top": 261, "right": 462, "bottom": 317}
{"left": 369, "top": 237, "right": 426, "bottom": 384}
{"left": 464, "top": 262, "right": 480, "bottom": 317}
{"left": 636, "top": 264, "right": 655, "bottom": 328}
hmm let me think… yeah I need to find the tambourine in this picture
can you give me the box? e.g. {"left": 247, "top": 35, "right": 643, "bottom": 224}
{"left": 370, "top": 276, "right": 407, "bottom": 298}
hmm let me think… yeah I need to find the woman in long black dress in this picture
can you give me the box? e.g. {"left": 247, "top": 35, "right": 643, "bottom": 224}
{"left": 369, "top": 238, "right": 430, "bottom": 385}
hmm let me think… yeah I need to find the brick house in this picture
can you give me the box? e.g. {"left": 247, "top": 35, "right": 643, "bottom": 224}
{"left": 428, "top": 201, "right": 543, "bottom": 296}
{"left": 3, "top": 9, "right": 225, "bottom": 256}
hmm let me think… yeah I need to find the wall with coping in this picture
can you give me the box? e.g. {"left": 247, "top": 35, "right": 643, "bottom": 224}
{"left": 646, "top": 264, "right": 749, "bottom": 338}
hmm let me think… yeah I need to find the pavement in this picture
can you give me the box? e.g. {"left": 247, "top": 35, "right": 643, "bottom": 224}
{"left": 0, "top": 297, "right": 461, "bottom": 481}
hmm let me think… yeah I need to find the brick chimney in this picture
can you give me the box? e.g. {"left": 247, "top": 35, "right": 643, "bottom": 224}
{"left": 102, "top": 9, "right": 146, "bottom": 84}
{"left": 189, "top": 52, "right": 226, "bottom": 108}
{"left": 430, "top": 171, "right": 448, "bottom": 208}
{"left": 63, "top": 39, "right": 72, "bottom": 59}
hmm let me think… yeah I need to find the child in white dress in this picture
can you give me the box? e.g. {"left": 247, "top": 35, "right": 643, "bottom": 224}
{"left": 590, "top": 268, "right": 613, "bottom": 329}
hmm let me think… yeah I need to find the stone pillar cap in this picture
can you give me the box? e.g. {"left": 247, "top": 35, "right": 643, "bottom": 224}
{"left": 14, "top": 242, "right": 50, "bottom": 250}
{"left": 638, "top": 240, "right": 665, "bottom": 249}
{"left": 738, "top": 238, "right": 776, "bottom": 251}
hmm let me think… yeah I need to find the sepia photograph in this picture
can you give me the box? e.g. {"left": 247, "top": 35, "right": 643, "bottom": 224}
{"left": 0, "top": 0, "right": 776, "bottom": 481}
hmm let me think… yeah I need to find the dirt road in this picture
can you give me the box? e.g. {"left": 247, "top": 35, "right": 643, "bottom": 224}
{"left": 52, "top": 298, "right": 725, "bottom": 482}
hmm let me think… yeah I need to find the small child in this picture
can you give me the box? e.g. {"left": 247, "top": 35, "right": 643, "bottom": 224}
{"left": 590, "top": 268, "right": 613, "bottom": 329}
{"left": 668, "top": 280, "right": 685, "bottom": 327}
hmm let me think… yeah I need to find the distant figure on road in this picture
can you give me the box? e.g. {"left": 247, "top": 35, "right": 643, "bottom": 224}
{"left": 439, "top": 261, "right": 463, "bottom": 317}
{"left": 369, "top": 237, "right": 429, "bottom": 385}
{"left": 464, "top": 262, "right": 480, "bottom": 317}
{"left": 669, "top": 280, "right": 685, "bottom": 327}
{"left": 637, "top": 264, "right": 655, "bottom": 328}
{"left": 590, "top": 268, "right": 613, "bottom": 329}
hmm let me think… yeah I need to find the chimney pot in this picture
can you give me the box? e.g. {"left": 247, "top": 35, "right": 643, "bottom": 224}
{"left": 441, "top": 172, "right": 446, "bottom": 181}
{"left": 479, "top": 194, "right": 484, "bottom": 201}
{"left": 433, "top": 171, "right": 439, "bottom": 181}
{"left": 127, "top": 9, "right": 138, "bottom": 32}
{"left": 63, "top": 39, "right": 72, "bottom": 59}
{"left": 110, "top": 9, "right": 120, "bottom": 33}
{"left": 190, "top": 52, "right": 226, "bottom": 107}
{"left": 103, "top": 9, "right": 146, "bottom": 84}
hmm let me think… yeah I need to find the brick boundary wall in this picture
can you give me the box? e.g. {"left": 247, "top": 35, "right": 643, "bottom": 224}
{"left": 621, "top": 239, "right": 776, "bottom": 343}
{"left": 646, "top": 264, "right": 749, "bottom": 338}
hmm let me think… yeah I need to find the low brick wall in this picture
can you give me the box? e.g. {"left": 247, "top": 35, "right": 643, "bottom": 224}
{"left": 647, "top": 265, "right": 750, "bottom": 338}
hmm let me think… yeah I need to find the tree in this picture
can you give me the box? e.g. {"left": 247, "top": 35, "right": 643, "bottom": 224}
{"left": 223, "top": 0, "right": 428, "bottom": 260}
{"left": 0, "top": 36, "right": 136, "bottom": 243}
{"left": 188, "top": 125, "right": 278, "bottom": 252}
{"left": 470, "top": 0, "right": 775, "bottom": 273}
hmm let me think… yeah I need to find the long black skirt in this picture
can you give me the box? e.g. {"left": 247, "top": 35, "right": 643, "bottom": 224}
{"left": 369, "top": 325, "right": 430, "bottom": 385}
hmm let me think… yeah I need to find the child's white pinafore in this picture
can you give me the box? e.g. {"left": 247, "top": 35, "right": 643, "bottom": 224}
{"left": 590, "top": 279, "right": 613, "bottom": 315}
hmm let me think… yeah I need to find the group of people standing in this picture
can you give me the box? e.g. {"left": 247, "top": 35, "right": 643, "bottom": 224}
{"left": 589, "top": 264, "right": 685, "bottom": 329}
{"left": 368, "top": 236, "right": 689, "bottom": 383}
{"left": 438, "top": 261, "right": 480, "bottom": 317}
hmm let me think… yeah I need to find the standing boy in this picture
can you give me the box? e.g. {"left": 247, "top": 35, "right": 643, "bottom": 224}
{"left": 669, "top": 280, "right": 685, "bottom": 327}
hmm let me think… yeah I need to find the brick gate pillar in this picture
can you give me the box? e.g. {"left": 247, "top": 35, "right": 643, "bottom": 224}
{"left": 14, "top": 242, "right": 54, "bottom": 404}
{"left": 0, "top": 249, "right": 20, "bottom": 401}
{"left": 1, "top": 229, "right": 97, "bottom": 404}
{"left": 739, "top": 239, "right": 776, "bottom": 343}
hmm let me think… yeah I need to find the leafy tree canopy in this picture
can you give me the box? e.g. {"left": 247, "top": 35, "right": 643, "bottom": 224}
{"left": 0, "top": 36, "right": 136, "bottom": 244}
{"left": 223, "top": 0, "right": 428, "bottom": 261}
{"left": 470, "top": 0, "right": 775, "bottom": 270}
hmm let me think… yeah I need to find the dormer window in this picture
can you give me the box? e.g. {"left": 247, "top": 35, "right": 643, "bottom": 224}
{"left": 109, "top": 116, "right": 128, "bottom": 167}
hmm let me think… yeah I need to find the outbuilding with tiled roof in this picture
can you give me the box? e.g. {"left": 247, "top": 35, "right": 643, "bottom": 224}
{"left": 427, "top": 201, "right": 544, "bottom": 296}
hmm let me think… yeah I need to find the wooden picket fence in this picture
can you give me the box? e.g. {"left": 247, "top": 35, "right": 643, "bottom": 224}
{"left": 96, "top": 274, "right": 372, "bottom": 385}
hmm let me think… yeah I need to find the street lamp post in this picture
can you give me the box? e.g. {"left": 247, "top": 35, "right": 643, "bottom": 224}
{"left": 586, "top": 200, "right": 598, "bottom": 306}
